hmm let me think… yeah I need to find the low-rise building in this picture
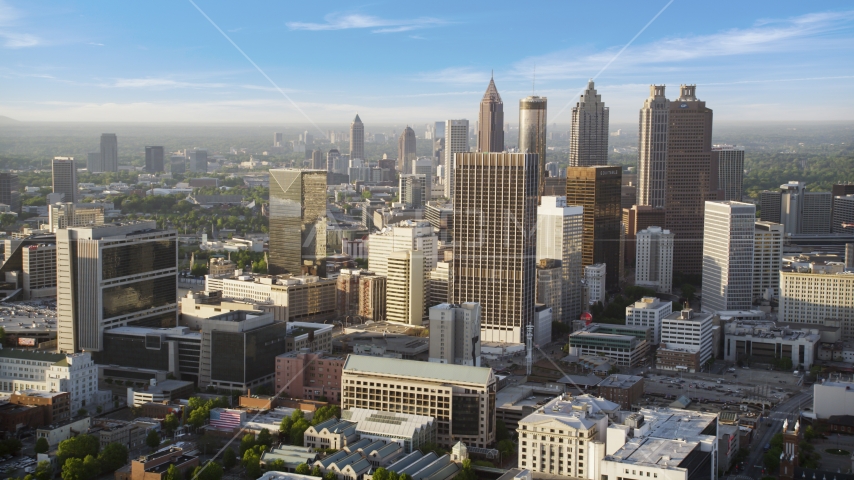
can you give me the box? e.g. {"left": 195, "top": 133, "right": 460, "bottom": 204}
{"left": 813, "top": 379, "right": 854, "bottom": 420}
{"left": 36, "top": 416, "right": 91, "bottom": 447}
{"left": 568, "top": 324, "right": 651, "bottom": 367}
{"left": 517, "top": 394, "right": 617, "bottom": 479}
{"left": 341, "top": 355, "right": 496, "bottom": 448}
{"left": 120, "top": 446, "right": 200, "bottom": 480}
{"left": 126, "top": 379, "right": 195, "bottom": 407}
{"left": 9, "top": 390, "right": 70, "bottom": 424}
{"left": 596, "top": 374, "right": 644, "bottom": 410}
{"left": 625, "top": 296, "right": 672, "bottom": 345}
{"left": 342, "top": 408, "right": 436, "bottom": 454}
{"left": 600, "top": 408, "right": 719, "bottom": 480}
{"left": 275, "top": 351, "right": 345, "bottom": 403}
{"left": 91, "top": 419, "right": 157, "bottom": 450}
{"left": 259, "top": 446, "right": 318, "bottom": 473}
{"left": 657, "top": 309, "right": 713, "bottom": 372}
{"left": 304, "top": 418, "right": 358, "bottom": 450}
{"left": 0, "top": 349, "right": 100, "bottom": 412}
{"left": 723, "top": 320, "right": 821, "bottom": 369}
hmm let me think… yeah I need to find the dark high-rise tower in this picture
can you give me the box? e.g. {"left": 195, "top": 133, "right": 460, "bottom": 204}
{"left": 565, "top": 165, "right": 622, "bottom": 290}
{"left": 398, "top": 126, "right": 417, "bottom": 174}
{"left": 452, "top": 152, "right": 538, "bottom": 344}
{"left": 519, "top": 96, "right": 547, "bottom": 201}
{"left": 145, "top": 146, "right": 165, "bottom": 173}
{"left": 268, "top": 169, "right": 327, "bottom": 275}
{"left": 100, "top": 133, "right": 118, "bottom": 172}
{"left": 477, "top": 76, "right": 504, "bottom": 153}
{"left": 350, "top": 114, "right": 365, "bottom": 161}
{"left": 570, "top": 80, "right": 609, "bottom": 167}
{"left": 52, "top": 157, "right": 78, "bottom": 204}
{"left": 0, "top": 172, "right": 20, "bottom": 213}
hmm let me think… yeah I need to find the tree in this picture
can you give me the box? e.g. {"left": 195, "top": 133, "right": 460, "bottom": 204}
{"left": 164, "top": 464, "right": 181, "bottom": 480}
{"left": 193, "top": 461, "right": 224, "bottom": 480}
{"left": 33, "top": 461, "right": 53, "bottom": 480}
{"left": 266, "top": 459, "right": 287, "bottom": 472}
{"left": 291, "top": 409, "right": 305, "bottom": 422}
{"left": 280, "top": 416, "right": 293, "bottom": 438}
{"left": 57, "top": 434, "right": 99, "bottom": 467}
{"left": 681, "top": 284, "right": 696, "bottom": 302}
{"left": 399, "top": 474, "right": 412, "bottom": 480}
{"left": 98, "top": 442, "right": 129, "bottom": 472}
{"left": 295, "top": 463, "right": 311, "bottom": 475}
{"left": 311, "top": 465, "right": 323, "bottom": 477}
{"left": 222, "top": 447, "right": 237, "bottom": 470}
{"left": 163, "top": 413, "right": 180, "bottom": 435}
{"left": 372, "top": 467, "right": 389, "bottom": 480}
{"left": 34, "top": 437, "right": 49, "bottom": 454}
{"left": 497, "top": 439, "right": 516, "bottom": 460}
{"left": 804, "top": 425, "right": 820, "bottom": 441}
{"left": 61, "top": 458, "right": 87, "bottom": 480}
{"left": 458, "top": 459, "right": 477, "bottom": 480}
{"left": 146, "top": 429, "right": 160, "bottom": 449}
{"left": 82, "top": 455, "right": 100, "bottom": 480}
{"left": 389, "top": 471, "right": 400, "bottom": 480}
{"left": 323, "top": 472, "right": 337, "bottom": 480}
{"left": 257, "top": 428, "right": 273, "bottom": 448}
{"left": 311, "top": 405, "right": 340, "bottom": 426}
{"left": 239, "top": 433, "right": 256, "bottom": 457}
{"left": 291, "top": 418, "right": 310, "bottom": 446}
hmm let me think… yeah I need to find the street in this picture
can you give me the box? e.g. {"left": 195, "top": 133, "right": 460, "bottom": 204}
{"left": 744, "top": 389, "right": 813, "bottom": 479}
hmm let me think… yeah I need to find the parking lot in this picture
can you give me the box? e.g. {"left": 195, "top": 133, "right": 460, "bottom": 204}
{"left": 0, "top": 455, "right": 38, "bottom": 477}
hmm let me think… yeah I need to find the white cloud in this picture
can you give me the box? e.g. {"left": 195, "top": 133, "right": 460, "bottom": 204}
{"left": 88, "top": 42, "right": 104, "bottom": 46}
{"left": 0, "top": 0, "right": 41, "bottom": 48}
{"left": 286, "top": 13, "right": 448, "bottom": 33}
{"left": 106, "top": 78, "right": 229, "bottom": 89}
{"left": 512, "top": 10, "right": 854, "bottom": 81}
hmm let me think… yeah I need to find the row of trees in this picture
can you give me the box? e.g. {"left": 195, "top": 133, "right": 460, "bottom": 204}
{"left": 55, "top": 434, "right": 129, "bottom": 480}
{"left": 185, "top": 396, "right": 229, "bottom": 429}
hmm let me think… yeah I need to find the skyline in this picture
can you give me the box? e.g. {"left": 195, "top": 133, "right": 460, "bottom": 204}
{"left": 0, "top": 1, "right": 853, "bottom": 125}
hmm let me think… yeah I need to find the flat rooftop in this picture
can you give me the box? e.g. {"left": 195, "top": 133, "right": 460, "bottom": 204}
{"left": 343, "top": 354, "right": 493, "bottom": 386}
{"left": 599, "top": 374, "right": 643, "bottom": 389}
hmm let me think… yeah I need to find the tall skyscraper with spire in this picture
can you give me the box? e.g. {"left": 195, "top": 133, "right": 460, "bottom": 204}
{"left": 398, "top": 126, "right": 417, "bottom": 174}
{"left": 569, "top": 80, "right": 609, "bottom": 167}
{"left": 637, "top": 85, "right": 718, "bottom": 275}
{"left": 350, "top": 114, "right": 365, "bottom": 161}
{"left": 477, "top": 75, "right": 504, "bottom": 153}
{"left": 519, "top": 96, "right": 547, "bottom": 200}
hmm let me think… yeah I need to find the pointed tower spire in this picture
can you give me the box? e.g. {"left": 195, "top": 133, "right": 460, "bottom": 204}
{"left": 477, "top": 75, "right": 504, "bottom": 153}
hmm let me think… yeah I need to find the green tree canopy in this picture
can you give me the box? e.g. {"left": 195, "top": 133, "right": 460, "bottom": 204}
{"left": 34, "top": 437, "right": 49, "bottom": 454}
{"left": 222, "top": 447, "right": 237, "bottom": 470}
{"left": 98, "top": 443, "right": 129, "bottom": 472}
{"left": 57, "top": 434, "right": 100, "bottom": 467}
{"left": 146, "top": 429, "right": 160, "bottom": 449}
{"left": 295, "top": 463, "right": 311, "bottom": 475}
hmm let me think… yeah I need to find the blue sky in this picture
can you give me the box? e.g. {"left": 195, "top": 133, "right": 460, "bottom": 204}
{"left": 1, "top": 0, "right": 854, "bottom": 125}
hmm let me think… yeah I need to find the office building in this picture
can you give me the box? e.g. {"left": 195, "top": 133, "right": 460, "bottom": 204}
{"left": 722, "top": 320, "right": 820, "bottom": 370}
{"left": 274, "top": 132, "right": 283, "bottom": 147}
{"left": 51, "top": 157, "right": 77, "bottom": 204}
{"left": 832, "top": 194, "right": 854, "bottom": 233}
{"left": 536, "top": 260, "right": 563, "bottom": 320}
{"left": 341, "top": 355, "right": 496, "bottom": 448}
{"left": 568, "top": 324, "right": 651, "bottom": 367}
{"left": 205, "top": 273, "right": 336, "bottom": 323}
{"left": 622, "top": 206, "right": 666, "bottom": 268}
{"left": 477, "top": 76, "right": 504, "bottom": 153}
{"left": 754, "top": 221, "right": 783, "bottom": 300}
{"left": 399, "top": 174, "right": 428, "bottom": 208}
{"left": 275, "top": 352, "right": 345, "bottom": 403}
{"left": 47, "top": 202, "right": 104, "bottom": 233}
{"left": 803, "top": 192, "right": 832, "bottom": 234}
{"left": 359, "top": 275, "right": 387, "bottom": 322}
{"left": 187, "top": 150, "right": 207, "bottom": 173}
{"left": 86, "top": 152, "right": 101, "bottom": 173}
{"left": 813, "top": 380, "right": 854, "bottom": 420}
{"left": 443, "top": 120, "right": 469, "bottom": 198}
{"left": 713, "top": 145, "right": 744, "bottom": 201}
{"left": 566, "top": 166, "right": 622, "bottom": 290}
{"left": 100, "top": 133, "right": 118, "bottom": 172}
{"left": 702, "top": 201, "right": 755, "bottom": 313}
{"left": 327, "top": 149, "right": 343, "bottom": 175}
{"left": 424, "top": 203, "right": 452, "bottom": 243}
{"left": 336, "top": 269, "right": 377, "bottom": 317}
{"left": 569, "top": 80, "right": 609, "bottom": 167}
{"left": 517, "top": 394, "right": 616, "bottom": 478}
{"left": 21, "top": 242, "right": 57, "bottom": 300}
{"left": 427, "top": 261, "right": 451, "bottom": 309}
{"left": 170, "top": 155, "right": 185, "bottom": 174}
{"left": 412, "top": 157, "right": 432, "bottom": 177}
{"left": 428, "top": 302, "right": 481, "bottom": 366}
{"left": 398, "top": 127, "right": 417, "bottom": 174}
{"left": 657, "top": 309, "right": 713, "bottom": 372}
{"left": 584, "top": 263, "right": 606, "bottom": 307}
{"left": 350, "top": 114, "right": 365, "bottom": 161}
{"left": 598, "top": 374, "right": 644, "bottom": 410}
{"left": 451, "top": 152, "right": 538, "bottom": 344}
{"left": 766, "top": 182, "right": 833, "bottom": 235}
{"left": 635, "top": 226, "right": 674, "bottom": 294}
{"left": 310, "top": 150, "right": 323, "bottom": 170}
{"left": 0, "top": 349, "right": 99, "bottom": 412}
{"left": 638, "top": 85, "right": 717, "bottom": 275}
{"left": 268, "top": 169, "right": 327, "bottom": 275}
{"left": 386, "top": 250, "right": 425, "bottom": 325}
{"left": 56, "top": 221, "right": 177, "bottom": 353}
{"left": 625, "top": 296, "right": 673, "bottom": 345}
{"left": 759, "top": 189, "right": 782, "bottom": 223}
{"left": 600, "top": 408, "right": 719, "bottom": 480}
{"left": 779, "top": 253, "right": 854, "bottom": 340}
{"left": 368, "top": 220, "right": 437, "bottom": 278}
{"left": 537, "top": 196, "right": 584, "bottom": 321}
{"left": 518, "top": 96, "right": 547, "bottom": 200}
{"left": 144, "top": 146, "right": 165, "bottom": 173}
{"left": 0, "top": 172, "right": 20, "bottom": 213}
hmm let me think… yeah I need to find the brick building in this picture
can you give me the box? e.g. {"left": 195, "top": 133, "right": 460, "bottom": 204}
{"left": 596, "top": 374, "right": 644, "bottom": 410}
{"left": 275, "top": 352, "right": 345, "bottom": 403}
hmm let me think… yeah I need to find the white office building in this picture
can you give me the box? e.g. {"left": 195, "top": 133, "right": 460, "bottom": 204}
{"left": 701, "top": 201, "right": 755, "bottom": 313}
{"left": 813, "top": 380, "right": 854, "bottom": 420}
{"left": 753, "top": 221, "right": 783, "bottom": 301}
{"left": 584, "top": 264, "right": 606, "bottom": 307}
{"left": 0, "top": 349, "right": 102, "bottom": 412}
{"left": 659, "top": 309, "right": 714, "bottom": 368}
{"left": 625, "top": 297, "right": 673, "bottom": 345}
{"left": 368, "top": 221, "right": 437, "bottom": 278}
{"left": 537, "top": 196, "right": 584, "bottom": 320}
{"left": 428, "top": 303, "right": 481, "bottom": 366}
{"left": 779, "top": 253, "right": 854, "bottom": 340}
{"left": 443, "top": 120, "right": 469, "bottom": 199}
{"left": 634, "top": 226, "right": 674, "bottom": 293}
{"left": 386, "top": 250, "right": 425, "bottom": 326}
